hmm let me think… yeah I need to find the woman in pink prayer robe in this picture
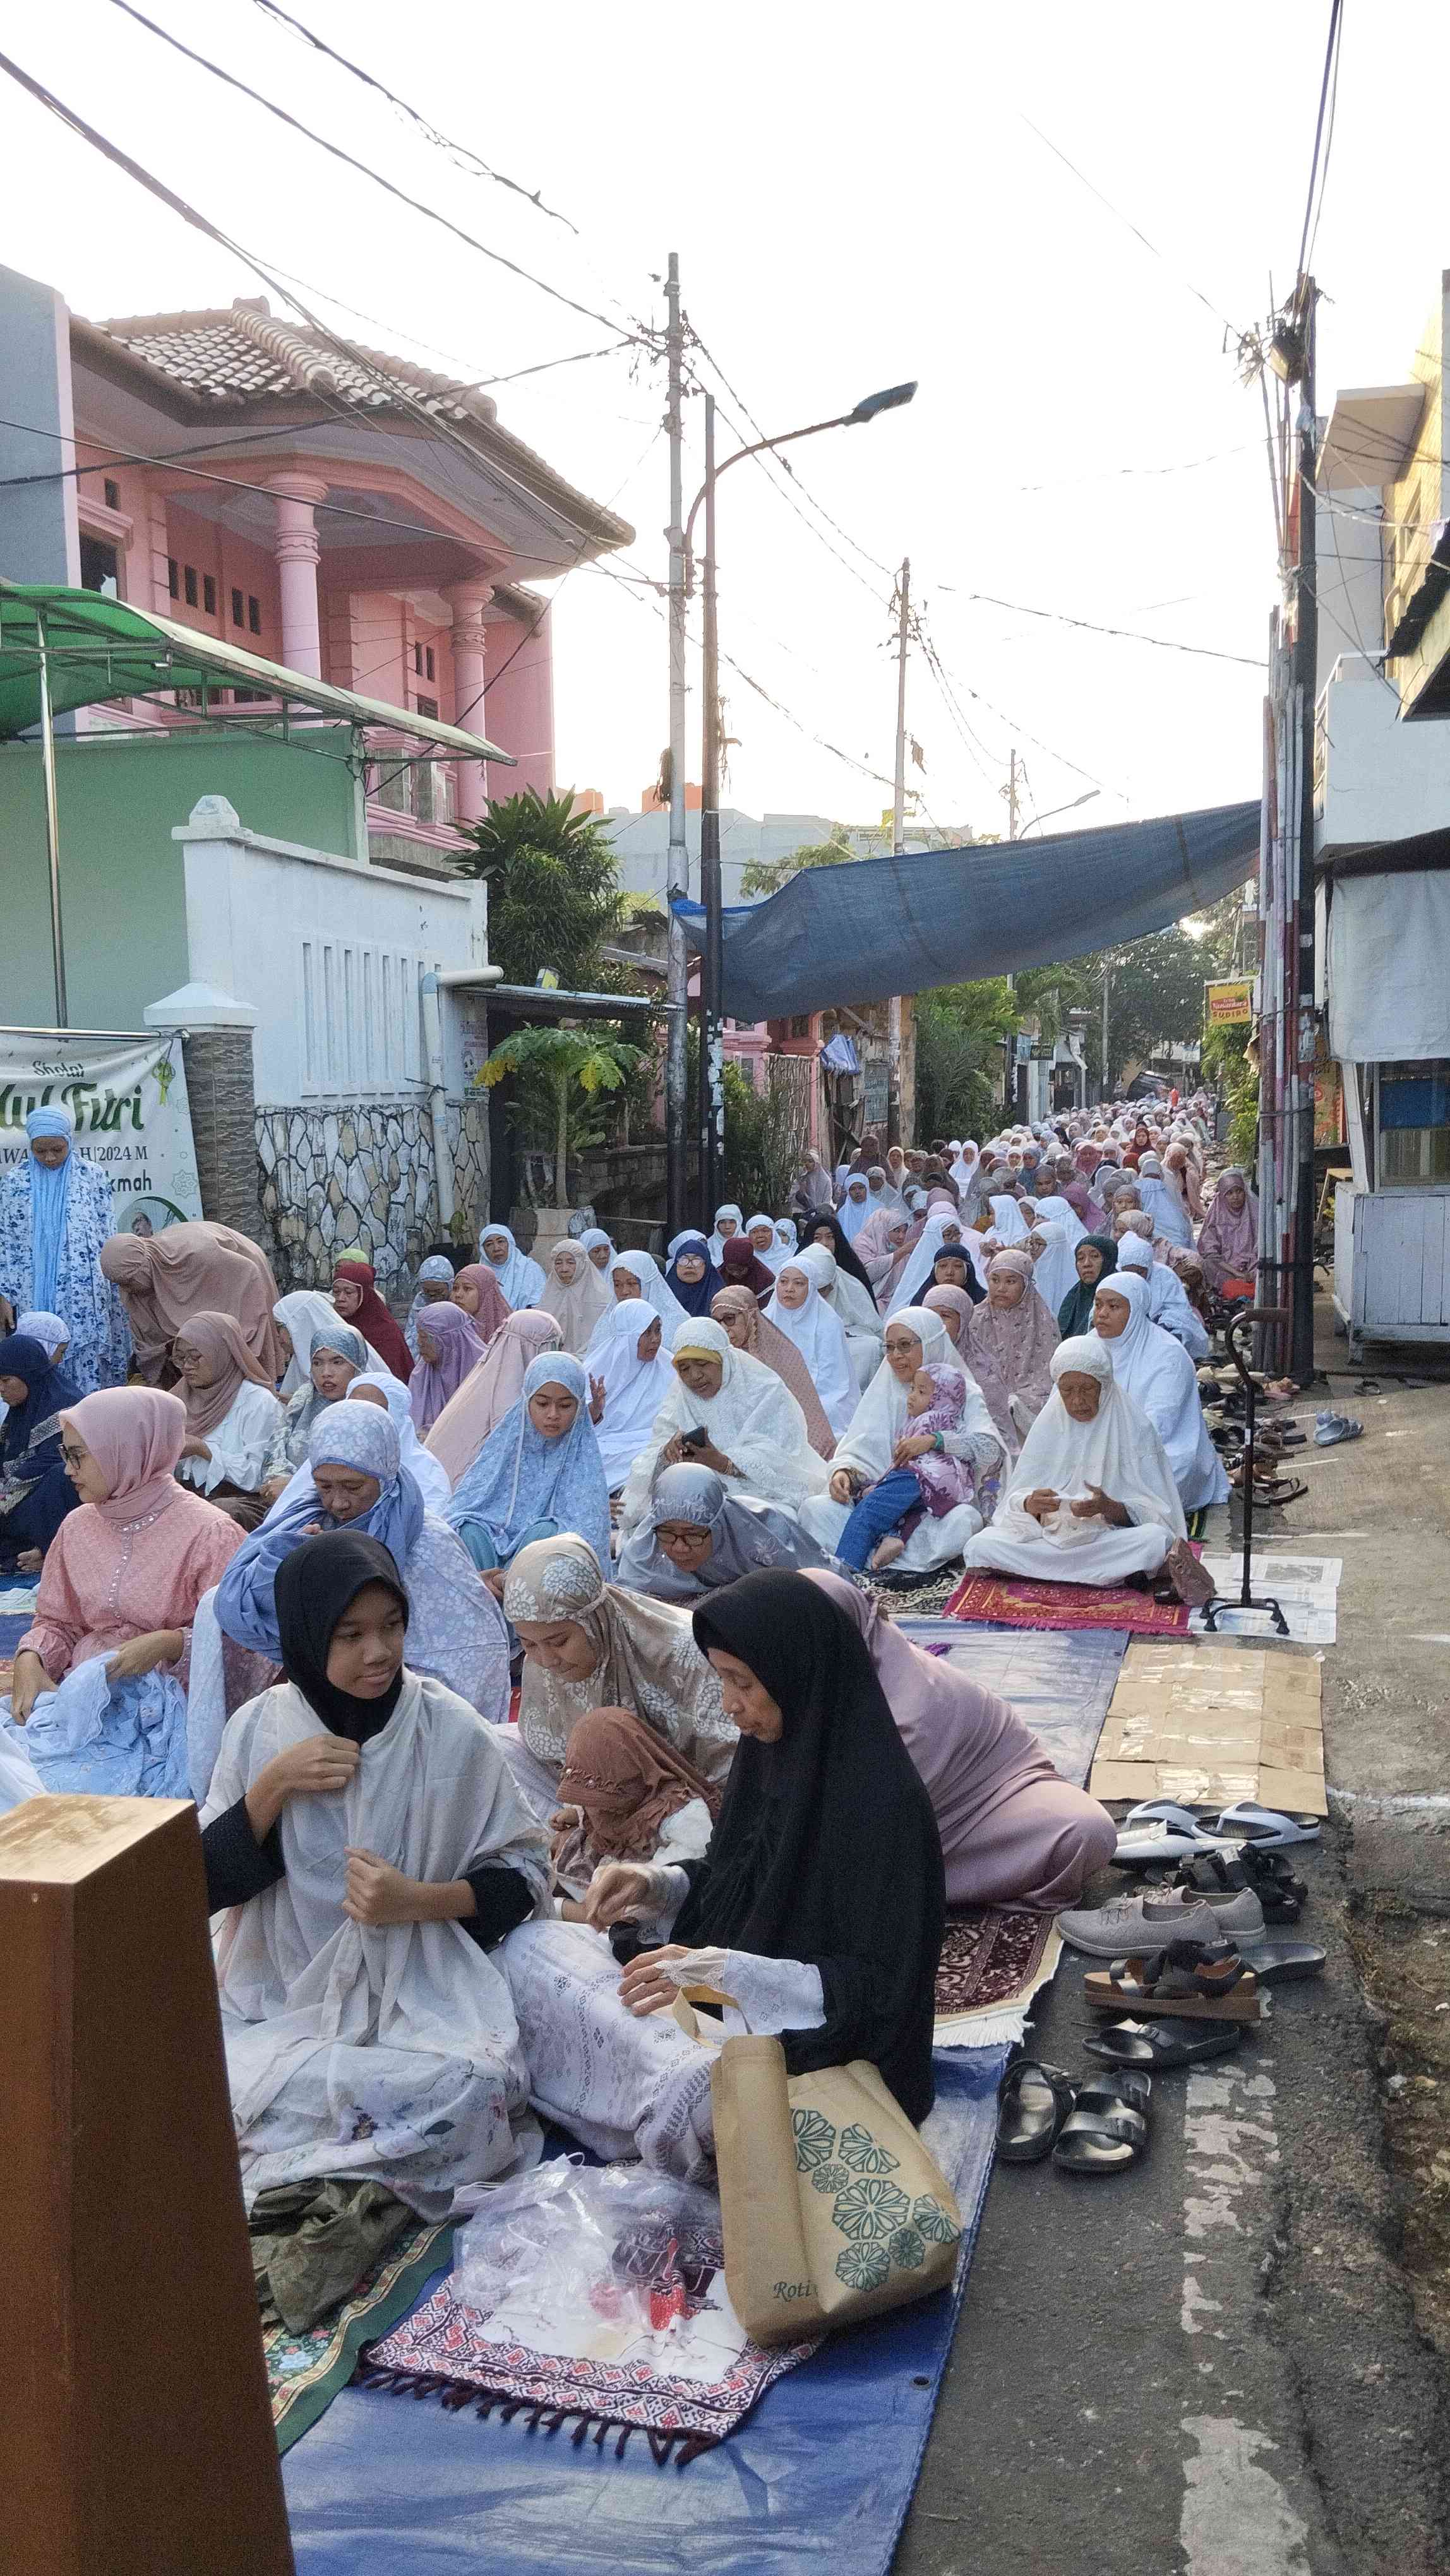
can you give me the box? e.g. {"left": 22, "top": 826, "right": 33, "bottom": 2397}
{"left": 805, "top": 1570, "right": 1115, "bottom": 1911}
{"left": 10, "top": 1386, "right": 246, "bottom": 1710}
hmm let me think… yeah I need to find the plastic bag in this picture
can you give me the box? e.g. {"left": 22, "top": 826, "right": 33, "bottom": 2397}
{"left": 452, "top": 2159, "right": 726, "bottom": 2359}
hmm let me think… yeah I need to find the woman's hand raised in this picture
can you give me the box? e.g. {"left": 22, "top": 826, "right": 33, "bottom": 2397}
{"left": 244, "top": 1732, "right": 359, "bottom": 1844}
{"left": 617, "top": 1944, "right": 690, "bottom": 2017}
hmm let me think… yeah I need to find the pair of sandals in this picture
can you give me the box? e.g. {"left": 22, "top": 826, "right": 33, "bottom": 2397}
{"left": 997, "top": 2060, "right": 1152, "bottom": 2174}
{"left": 1175, "top": 1845, "right": 1307, "bottom": 1925}
{"left": 1314, "top": 1410, "right": 1363, "bottom": 1448}
{"left": 1113, "top": 1798, "right": 1321, "bottom": 1872}
{"left": 1083, "top": 1935, "right": 1263, "bottom": 2022}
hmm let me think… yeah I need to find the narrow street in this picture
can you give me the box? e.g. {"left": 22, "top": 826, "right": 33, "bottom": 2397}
{"left": 902, "top": 1310, "right": 1450, "bottom": 2575}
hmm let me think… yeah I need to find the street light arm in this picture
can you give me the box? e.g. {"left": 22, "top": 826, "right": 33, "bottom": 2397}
{"left": 683, "top": 411, "right": 860, "bottom": 558}
{"left": 1018, "top": 790, "right": 1101, "bottom": 838}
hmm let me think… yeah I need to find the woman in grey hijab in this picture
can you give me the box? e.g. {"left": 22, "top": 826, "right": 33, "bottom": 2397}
{"left": 614, "top": 1458, "right": 837, "bottom": 1602}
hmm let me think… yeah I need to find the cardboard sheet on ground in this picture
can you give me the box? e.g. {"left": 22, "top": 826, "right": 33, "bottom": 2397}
{"left": 1089, "top": 1635, "right": 1326, "bottom": 1815}
{"left": 282, "top": 2049, "right": 1004, "bottom": 2576}
{"left": 1189, "top": 1553, "right": 1341, "bottom": 1646}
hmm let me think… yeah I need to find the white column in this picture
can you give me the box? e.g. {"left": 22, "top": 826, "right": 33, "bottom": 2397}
{"left": 445, "top": 576, "right": 493, "bottom": 824}
{"left": 266, "top": 472, "right": 328, "bottom": 677}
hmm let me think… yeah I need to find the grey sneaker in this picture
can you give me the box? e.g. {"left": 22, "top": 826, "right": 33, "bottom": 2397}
{"left": 1057, "top": 1885, "right": 1266, "bottom": 1958}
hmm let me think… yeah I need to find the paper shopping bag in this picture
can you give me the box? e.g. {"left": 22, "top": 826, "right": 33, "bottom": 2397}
{"left": 710, "top": 2036, "right": 961, "bottom": 2346}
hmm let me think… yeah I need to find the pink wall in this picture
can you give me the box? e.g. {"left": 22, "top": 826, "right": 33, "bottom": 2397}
{"left": 480, "top": 606, "right": 554, "bottom": 801}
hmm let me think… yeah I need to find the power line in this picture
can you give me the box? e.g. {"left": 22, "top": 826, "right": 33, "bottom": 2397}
{"left": 966, "top": 590, "right": 1264, "bottom": 669}
{"left": 683, "top": 327, "right": 897, "bottom": 597}
{"left": 1014, "top": 108, "right": 1240, "bottom": 335}
{"left": 244, "top": 0, "right": 577, "bottom": 230}
{"left": 105, "top": 3, "right": 659, "bottom": 349}
{"left": 1297, "top": 0, "right": 1345, "bottom": 284}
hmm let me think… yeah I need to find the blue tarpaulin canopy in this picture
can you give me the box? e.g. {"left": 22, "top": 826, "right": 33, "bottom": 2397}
{"left": 674, "top": 801, "right": 1259, "bottom": 1024}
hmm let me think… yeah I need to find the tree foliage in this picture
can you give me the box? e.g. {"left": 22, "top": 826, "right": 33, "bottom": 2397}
{"left": 720, "top": 1061, "right": 805, "bottom": 1214}
{"left": 457, "top": 789, "right": 630, "bottom": 990}
{"left": 738, "top": 826, "right": 861, "bottom": 899}
{"left": 476, "top": 1023, "right": 647, "bottom": 1205}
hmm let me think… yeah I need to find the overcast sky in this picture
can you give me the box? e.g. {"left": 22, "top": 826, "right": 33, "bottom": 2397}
{"left": 2, "top": 2, "right": 1439, "bottom": 835}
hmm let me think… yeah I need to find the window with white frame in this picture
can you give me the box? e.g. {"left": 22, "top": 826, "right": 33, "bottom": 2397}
{"left": 297, "top": 938, "right": 441, "bottom": 1095}
{"left": 1375, "top": 1059, "right": 1450, "bottom": 1186}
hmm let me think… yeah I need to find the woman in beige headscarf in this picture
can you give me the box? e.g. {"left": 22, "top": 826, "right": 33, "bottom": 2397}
{"left": 100, "top": 1221, "right": 285, "bottom": 1386}
{"left": 710, "top": 1282, "right": 836, "bottom": 1458}
{"left": 423, "top": 1307, "right": 562, "bottom": 1488}
{"left": 498, "top": 1532, "right": 737, "bottom": 1819}
{"left": 537, "top": 1237, "right": 613, "bottom": 1357}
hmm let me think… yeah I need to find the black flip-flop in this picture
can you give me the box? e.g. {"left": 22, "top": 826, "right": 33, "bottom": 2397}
{"left": 996, "top": 2059, "right": 1076, "bottom": 2164}
{"left": 1083, "top": 2017, "right": 1244, "bottom": 2070}
{"left": 1052, "top": 2071, "right": 1151, "bottom": 2174}
{"left": 1235, "top": 1940, "right": 1326, "bottom": 1984}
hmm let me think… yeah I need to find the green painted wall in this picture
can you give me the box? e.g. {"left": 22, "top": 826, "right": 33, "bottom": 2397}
{"left": 0, "top": 725, "right": 359, "bottom": 1030}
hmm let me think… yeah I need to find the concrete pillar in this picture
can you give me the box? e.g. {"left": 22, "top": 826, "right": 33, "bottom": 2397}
{"left": 0, "top": 263, "right": 80, "bottom": 584}
{"left": 266, "top": 472, "right": 328, "bottom": 677}
{"left": 144, "top": 982, "right": 264, "bottom": 1243}
{"left": 445, "top": 576, "right": 493, "bottom": 825}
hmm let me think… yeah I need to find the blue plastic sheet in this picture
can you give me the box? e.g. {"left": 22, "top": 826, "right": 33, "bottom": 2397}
{"left": 284, "top": 2048, "right": 1004, "bottom": 2576}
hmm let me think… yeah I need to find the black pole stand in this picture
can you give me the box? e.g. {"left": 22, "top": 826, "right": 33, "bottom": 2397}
{"left": 1202, "top": 1305, "right": 1290, "bottom": 1638}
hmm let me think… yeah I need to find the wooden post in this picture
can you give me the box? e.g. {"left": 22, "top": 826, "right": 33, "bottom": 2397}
{"left": 0, "top": 1796, "right": 294, "bottom": 2576}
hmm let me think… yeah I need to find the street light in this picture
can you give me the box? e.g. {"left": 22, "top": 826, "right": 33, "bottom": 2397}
{"left": 1018, "top": 788, "right": 1100, "bottom": 837}
{"left": 684, "top": 381, "right": 918, "bottom": 1225}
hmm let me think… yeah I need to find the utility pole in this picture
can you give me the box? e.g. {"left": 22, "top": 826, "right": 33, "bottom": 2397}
{"left": 663, "top": 253, "right": 689, "bottom": 1240}
{"left": 1002, "top": 751, "right": 1021, "bottom": 1116}
{"left": 1290, "top": 282, "right": 1319, "bottom": 1386}
{"left": 1004, "top": 748, "right": 1022, "bottom": 844}
{"left": 698, "top": 391, "right": 725, "bottom": 1225}
{"left": 887, "top": 557, "right": 909, "bottom": 1148}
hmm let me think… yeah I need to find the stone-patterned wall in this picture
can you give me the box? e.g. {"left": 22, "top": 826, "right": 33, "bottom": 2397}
{"left": 256, "top": 1097, "right": 487, "bottom": 1294}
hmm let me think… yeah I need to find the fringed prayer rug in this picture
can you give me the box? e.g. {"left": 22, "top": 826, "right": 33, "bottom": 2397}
{"left": 942, "top": 1568, "right": 1193, "bottom": 1636}
{"left": 933, "top": 1905, "right": 1062, "bottom": 2047}
{"left": 266, "top": 2221, "right": 453, "bottom": 2455}
{"left": 357, "top": 2217, "right": 817, "bottom": 2464}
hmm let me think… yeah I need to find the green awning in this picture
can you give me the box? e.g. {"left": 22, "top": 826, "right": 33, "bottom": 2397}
{"left": 0, "top": 580, "right": 512, "bottom": 761}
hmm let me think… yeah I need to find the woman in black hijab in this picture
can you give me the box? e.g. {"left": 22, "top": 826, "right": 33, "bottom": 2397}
{"left": 590, "top": 1570, "right": 945, "bottom": 2125}
{"left": 799, "top": 1209, "right": 878, "bottom": 1305}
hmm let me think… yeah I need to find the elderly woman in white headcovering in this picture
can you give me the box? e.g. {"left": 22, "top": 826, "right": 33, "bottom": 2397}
{"left": 539, "top": 1236, "right": 614, "bottom": 1356}
{"left": 619, "top": 1316, "right": 829, "bottom": 1533}
{"left": 791, "top": 1239, "right": 882, "bottom": 1394}
{"left": 582, "top": 1297, "right": 673, "bottom": 1489}
{"left": 616, "top": 1458, "right": 834, "bottom": 1601}
{"left": 1091, "top": 1272, "right": 1227, "bottom": 1511}
{"left": 477, "top": 1222, "right": 547, "bottom": 1312}
{"left": 1133, "top": 1152, "right": 1194, "bottom": 1250}
{"left": 762, "top": 1252, "right": 857, "bottom": 1437}
{"left": 742, "top": 1212, "right": 786, "bottom": 1275}
{"left": 959, "top": 1336, "right": 1214, "bottom": 1602}
{"left": 796, "top": 1306, "right": 1004, "bottom": 1572}
{"left": 0, "top": 1104, "right": 130, "bottom": 1394}
{"left": 1115, "top": 1234, "right": 1211, "bottom": 1362}
{"left": 604, "top": 1247, "right": 686, "bottom": 1337}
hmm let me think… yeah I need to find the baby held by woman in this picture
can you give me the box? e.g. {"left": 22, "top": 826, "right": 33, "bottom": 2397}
{"left": 834, "top": 1362, "right": 983, "bottom": 1573}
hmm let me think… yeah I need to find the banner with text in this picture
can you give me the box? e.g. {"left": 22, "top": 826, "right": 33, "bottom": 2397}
{"left": 1204, "top": 977, "right": 1254, "bottom": 1029}
{"left": 0, "top": 1030, "right": 203, "bottom": 1228}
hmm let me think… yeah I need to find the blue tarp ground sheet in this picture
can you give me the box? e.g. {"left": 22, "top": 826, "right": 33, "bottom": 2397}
{"left": 283, "top": 2048, "right": 1005, "bottom": 2576}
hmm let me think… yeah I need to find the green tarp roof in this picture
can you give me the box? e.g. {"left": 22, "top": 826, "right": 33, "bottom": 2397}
{"left": 0, "top": 580, "right": 511, "bottom": 760}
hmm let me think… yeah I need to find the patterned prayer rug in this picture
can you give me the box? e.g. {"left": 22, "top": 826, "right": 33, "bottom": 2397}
{"left": 935, "top": 1905, "right": 1056, "bottom": 2020}
{"left": 265, "top": 2221, "right": 453, "bottom": 2455}
{"left": 942, "top": 1568, "right": 1192, "bottom": 1636}
{"left": 357, "top": 2215, "right": 816, "bottom": 2463}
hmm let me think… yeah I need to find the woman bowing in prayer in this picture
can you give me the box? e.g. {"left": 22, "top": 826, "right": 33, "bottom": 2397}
{"left": 0, "top": 1106, "right": 130, "bottom": 1395}
{"left": 538, "top": 1237, "right": 613, "bottom": 1356}
{"left": 204, "top": 1403, "right": 511, "bottom": 1763}
{"left": 664, "top": 1230, "right": 726, "bottom": 1318}
{"left": 100, "top": 1220, "right": 283, "bottom": 1388}
{"left": 172, "top": 1311, "right": 284, "bottom": 1526}
{"left": 806, "top": 1571, "right": 1115, "bottom": 1909}
{"left": 616, "top": 1458, "right": 836, "bottom": 1601}
{"left": 332, "top": 1258, "right": 416, "bottom": 1383}
{"left": 500, "top": 1531, "right": 736, "bottom": 1819}
{"left": 1091, "top": 1273, "right": 1228, "bottom": 1512}
{"left": 796, "top": 1306, "right": 1002, "bottom": 1573}
{"left": 962, "top": 1248, "right": 1058, "bottom": 1460}
{"left": 709, "top": 1282, "right": 836, "bottom": 1461}
{"left": 4, "top": 1387, "right": 244, "bottom": 1796}
{"left": 764, "top": 1254, "right": 857, "bottom": 1438}
{"left": 424, "top": 1308, "right": 562, "bottom": 1490}
{"left": 502, "top": 1571, "right": 945, "bottom": 2174}
{"left": 477, "top": 1223, "right": 547, "bottom": 1313}
{"left": 1197, "top": 1168, "right": 1259, "bottom": 1301}
{"left": 582, "top": 1299, "right": 673, "bottom": 1493}
{"left": 619, "top": 1317, "right": 829, "bottom": 1535}
{"left": 409, "top": 1302, "right": 489, "bottom": 1440}
{"left": 959, "top": 1338, "right": 1216, "bottom": 1605}
{"left": 1057, "top": 1233, "right": 1117, "bottom": 1340}
{"left": 548, "top": 1707, "right": 722, "bottom": 1915}
{"left": 0, "top": 1330, "right": 83, "bottom": 1570}
{"left": 201, "top": 1531, "right": 548, "bottom": 2219}
{"left": 446, "top": 1352, "right": 611, "bottom": 1579}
